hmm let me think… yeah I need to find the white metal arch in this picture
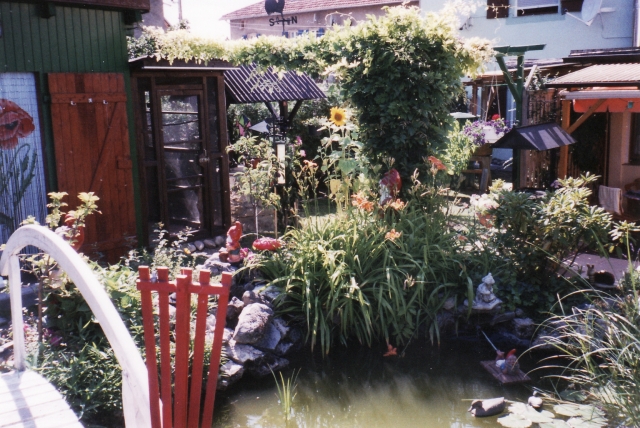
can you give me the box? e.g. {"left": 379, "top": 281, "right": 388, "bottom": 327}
{"left": 0, "top": 225, "right": 151, "bottom": 427}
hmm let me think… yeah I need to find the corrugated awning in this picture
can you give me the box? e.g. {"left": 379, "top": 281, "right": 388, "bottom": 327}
{"left": 224, "top": 64, "right": 326, "bottom": 104}
{"left": 492, "top": 122, "right": 576, "bottom": 151}
{"left": 559, "top": 89, "right": 640, "bottom": 113}
{"left": 546, "top": 63, "right": 640, "bottom": 88}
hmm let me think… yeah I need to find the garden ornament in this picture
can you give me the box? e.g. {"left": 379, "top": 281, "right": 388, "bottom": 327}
{"left": 471, "top": 273, "right": 502, "bottom": 312}
{"left": 468, "top": 397, "right": 506, "bottom": 417}
{"left": 499, "top": 349, "right": 519, "bottom": 375}
{"left": 379, "top": 169, "right": 402, "bottom": 206}
{"left": 252, "top": 237, "right": 282, "bottom": 251}
{"left": 220, "top": 221, "right": 244, "bottom": 264}
{"left": 528, "top": 391, "right": 543, "bottom": 409}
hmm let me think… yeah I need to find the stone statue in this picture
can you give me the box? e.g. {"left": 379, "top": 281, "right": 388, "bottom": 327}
{"left": 464, "top": 273, "right": 502, "bottom": 312}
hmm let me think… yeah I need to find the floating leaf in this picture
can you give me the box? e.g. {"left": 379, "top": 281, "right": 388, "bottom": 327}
{"left": 553, "top": 403, "right": 604, "bottom": 419}
{"left": 539, "top": 420, "right": 572, "bottom": 428}
{"left": 508, "top": 402, "right": 554, "bottom": 424}
{"left": 566, "top": 416, "right": 608, "bottom": 428}
{"left": 497, "top": 414, "right": 532, "bottom": 428}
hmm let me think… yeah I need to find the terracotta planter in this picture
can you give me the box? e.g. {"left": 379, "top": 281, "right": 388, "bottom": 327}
{"left": 473, "top": 144, "right": 493, "bottom": 157}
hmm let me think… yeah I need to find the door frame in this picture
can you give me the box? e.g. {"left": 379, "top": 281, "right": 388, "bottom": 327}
{"left": 130, "top": 71, "right": 231, "bottom": 246}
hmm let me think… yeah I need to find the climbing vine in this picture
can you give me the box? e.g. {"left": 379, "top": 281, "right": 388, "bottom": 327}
{"left": 129, "top": 5, "right": 492, "bottom": 178}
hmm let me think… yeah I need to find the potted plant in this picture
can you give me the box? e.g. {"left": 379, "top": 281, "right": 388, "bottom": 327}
{"left": 463, "top": 116, "right": 511, "bottom": 157}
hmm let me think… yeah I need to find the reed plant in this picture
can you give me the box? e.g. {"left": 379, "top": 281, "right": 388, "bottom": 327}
{"left": 273, "top": 369, "right": 300, "bottom": 422}
{"left": 537, "top": 222, "right": 640, "bottom": 426}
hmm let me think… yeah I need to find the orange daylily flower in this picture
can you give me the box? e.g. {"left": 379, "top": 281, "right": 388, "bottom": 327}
{"left": 428, "top": 156, "right": 447, "bottom": 171}
{"left": 351, "top": 193, "right": 374, "bottom": 212}
{"left": 389, "top": 199, "right": 406, "bottom": 210}
{"left": 385, "top": 229, "right": 402, "bottom": 241}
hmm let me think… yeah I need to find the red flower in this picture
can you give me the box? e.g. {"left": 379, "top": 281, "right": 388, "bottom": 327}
{"left": 0, "top": 99, "right": 35, "bottom": 149}
{"left": 427, "top": 156, "right": 447, "bottom": 171}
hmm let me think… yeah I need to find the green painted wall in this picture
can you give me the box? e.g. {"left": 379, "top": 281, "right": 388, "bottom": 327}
{"left": 0, "top": 1, "right": 143, "bottom": 241}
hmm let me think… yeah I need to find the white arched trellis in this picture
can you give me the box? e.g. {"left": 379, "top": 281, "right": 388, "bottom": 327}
{"left": 0, "top": 225, "right": 151, "bottom": 427}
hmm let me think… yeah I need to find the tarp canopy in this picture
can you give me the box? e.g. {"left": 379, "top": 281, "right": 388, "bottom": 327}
{"left": 492, "top": 122, "right": 576, "bottom": 151}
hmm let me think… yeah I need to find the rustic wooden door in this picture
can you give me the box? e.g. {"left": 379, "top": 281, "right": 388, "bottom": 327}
{"left": 48, "top": 73, "right": 137, "bottom": 262}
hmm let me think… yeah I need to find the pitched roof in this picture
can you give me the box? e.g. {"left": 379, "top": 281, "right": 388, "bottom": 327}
{"left": 221, "top": 0, "right": 410, "bottom": 20}
{"left": 546, "top": 63, "right": 640, "bottom": 88}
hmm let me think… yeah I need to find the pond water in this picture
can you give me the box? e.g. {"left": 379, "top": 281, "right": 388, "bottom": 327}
{"left": 213, "top": 339, "right": 539, "bottom": 428}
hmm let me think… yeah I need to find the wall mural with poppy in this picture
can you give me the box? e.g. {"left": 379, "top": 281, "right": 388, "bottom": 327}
{"left": 0, "top": 73, "right": 47, "bottom": 244}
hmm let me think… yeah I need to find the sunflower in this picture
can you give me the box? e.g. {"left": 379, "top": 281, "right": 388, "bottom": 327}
{"left": 329, "top": 107, "right": 347, "bottom": 126}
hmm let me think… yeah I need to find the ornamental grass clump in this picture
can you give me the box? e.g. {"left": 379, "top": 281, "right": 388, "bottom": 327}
{"left": 536, "top": 223, "right": 640, "bottom": 426}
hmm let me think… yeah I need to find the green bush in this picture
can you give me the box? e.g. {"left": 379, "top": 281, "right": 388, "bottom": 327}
{"left": 253, "top": 172, "right": 470, "bottom": 354}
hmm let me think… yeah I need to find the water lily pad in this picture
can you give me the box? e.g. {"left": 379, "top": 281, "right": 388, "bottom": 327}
{"left": 507, "top": 402, "right": 555, "bottom": 423}
{"left": 553, "top": 403, "right": 604, "bottom": 419}
{"left": 497, "top": 414, "right": 532, "bottom": 428}
{"left": 566, "top": 416, "right": 608, "bottom": 428}
{"left": 539, "top": 420, "right": 572, "bottom": 428}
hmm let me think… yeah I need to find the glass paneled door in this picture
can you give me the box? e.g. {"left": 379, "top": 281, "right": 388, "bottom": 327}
{"left": 158, "top": 90, "right": 211, "bottom": 235}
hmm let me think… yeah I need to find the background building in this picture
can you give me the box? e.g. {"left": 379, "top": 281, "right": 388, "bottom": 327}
{"left": 222, "top": 0, "right": 418, "bottom": 40}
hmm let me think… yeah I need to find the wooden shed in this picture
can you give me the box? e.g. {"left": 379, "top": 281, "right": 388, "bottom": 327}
{"left": 129, "top": 58, "right": 234, "bottom": 246}
{"left": 0, "top": 0, "right": 150, "bottom": 262}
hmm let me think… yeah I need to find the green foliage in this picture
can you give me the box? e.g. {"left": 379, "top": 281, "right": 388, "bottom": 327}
{"left": 128, "top": 6, "right": 491, "bottom": 180}
{"left": 273, "top": 369, "right": 300, "bottom": 422}
{"left": 537, "top": 226, "right": 640, "bottom": 426}
{"left": 477, "top": 174, "right": 612, "bottom": 312}
{"left": 252, "top": 173, "right": 469, "bottom": 355}
{"left": 441, "top": 121, "right": 476, "bottom": 189}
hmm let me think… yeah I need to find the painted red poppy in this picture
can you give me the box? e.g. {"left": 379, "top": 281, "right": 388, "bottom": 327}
{"left": 0, "top": 99, "right": 35, "bottom": 149}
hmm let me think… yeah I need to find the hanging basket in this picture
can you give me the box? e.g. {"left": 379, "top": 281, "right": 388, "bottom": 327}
{"left": 473, "top": 144, "right": 493, "bottom": 157}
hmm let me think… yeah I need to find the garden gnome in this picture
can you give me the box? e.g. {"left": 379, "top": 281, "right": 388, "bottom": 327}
{"left": 379, "top": 169, "right": 402, "bottom": 206}
{"left": 473, "top": 273, "right": 502, "bottom": 311}
{"left": 226, "top": 221, "right": 244, "bottom": 264}
{"left": 500, "top": 349, "right": 520, "bottom": 375}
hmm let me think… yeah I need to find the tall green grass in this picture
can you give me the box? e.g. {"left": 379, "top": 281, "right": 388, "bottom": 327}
{"left": 257, "top": 201, "right": 469, "bottom": 354}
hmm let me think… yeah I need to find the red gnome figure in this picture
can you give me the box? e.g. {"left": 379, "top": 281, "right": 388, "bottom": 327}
{"left": 225, "top": 221, "right": 244, "bottom": 264}
{"left": 379, "top": 169, "right": 402, "bottom": 206}
{"left": 500, "top": 349, "right": 519, "bottom": 375}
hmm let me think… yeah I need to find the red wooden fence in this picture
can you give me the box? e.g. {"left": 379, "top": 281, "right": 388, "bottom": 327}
{"left": 137, "top": 266, "right": 232, "bottom": 427}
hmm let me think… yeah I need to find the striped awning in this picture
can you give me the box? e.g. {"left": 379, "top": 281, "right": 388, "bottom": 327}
{"left": 224, "top": 64, "right": 326, "bottom": 104}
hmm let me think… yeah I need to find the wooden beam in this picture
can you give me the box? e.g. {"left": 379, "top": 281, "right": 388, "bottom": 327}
{"left": 566, "top": 98, "right": 606, "bottom": 134}
{"left": 559, "top": 100, "right": 571, "bottom": 179}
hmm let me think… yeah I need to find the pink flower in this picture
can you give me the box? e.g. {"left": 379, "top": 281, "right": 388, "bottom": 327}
{"left": 299, "top": 149, "right": 306, "bottom": 157}
{"left": 295, "top": 136, "right": 303, "bottom": 146}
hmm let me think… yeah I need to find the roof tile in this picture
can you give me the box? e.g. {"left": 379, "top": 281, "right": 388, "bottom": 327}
{"left": 221, "top": 0, "right": 408, "bottom": 20}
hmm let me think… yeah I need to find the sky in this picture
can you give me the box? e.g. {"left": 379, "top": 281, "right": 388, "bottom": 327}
{"left": 163, "top": 0, "right": 261, "bottom": 40}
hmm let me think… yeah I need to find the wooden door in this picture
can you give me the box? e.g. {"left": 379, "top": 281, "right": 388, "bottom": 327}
{"left": 48, "top": 73, "right": 136, "bottom": 262}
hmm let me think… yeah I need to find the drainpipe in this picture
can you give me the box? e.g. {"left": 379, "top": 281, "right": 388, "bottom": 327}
{"left": 634, "top": 0, "right": 640, "bottom": 46}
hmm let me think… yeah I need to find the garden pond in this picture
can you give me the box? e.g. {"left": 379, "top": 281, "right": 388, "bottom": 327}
{"left": 213, "top": 339, "right": 539, "bottom": 427}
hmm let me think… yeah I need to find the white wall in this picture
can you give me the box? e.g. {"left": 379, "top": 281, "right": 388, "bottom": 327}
{"left": 420, "top": 0, "right": 633, "bottom": 59}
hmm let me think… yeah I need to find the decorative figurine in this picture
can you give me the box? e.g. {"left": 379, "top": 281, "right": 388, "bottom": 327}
{"left": 219, "top": 221, "right": 244, "bottom": 264}
{"left": 379, "top": 169, "right": 402, "bottom": 206}
{"left": 466, "top": 273, "right": 502, "bottom": 312}
{"left": 497, "top": 349, "right": 519, "bottom": 375}
{"left": 468, "top": 397, "right": 506, "bottom": 417}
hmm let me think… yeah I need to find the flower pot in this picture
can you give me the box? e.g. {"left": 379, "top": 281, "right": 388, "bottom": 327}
{"left": 473, "top": 144, "right": 493, "bottom": 157}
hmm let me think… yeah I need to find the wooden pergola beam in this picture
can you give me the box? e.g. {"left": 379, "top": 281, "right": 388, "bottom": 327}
{"left": 558, "top": 98, "right": 606, "bottom": 178}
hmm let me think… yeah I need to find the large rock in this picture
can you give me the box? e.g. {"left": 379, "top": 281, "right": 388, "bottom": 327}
{"left": 217, "top": 360, "right": 244, "bottom": 391}
{"left": 254, "top": 320, "right": 283, "bottom": 352}
{"left": 513, "top": 317, "right": 535, "bottom": 339}
{"left": 258, "top": 285, "right": 281, "bottom": 303}
{"left": 224, "top": 340, "right": 265, "bottom": 365}
{"left": 234, "top": 303, "right": 273, "bottom": 344}
{"left": 246, "top": 354, "right": 289, "bottom": 378}
{"left": 226, "top": 297, "right": 244, "bottom": 322}
{"left": 242, "top": 290, "right": 266, "bottom": 306}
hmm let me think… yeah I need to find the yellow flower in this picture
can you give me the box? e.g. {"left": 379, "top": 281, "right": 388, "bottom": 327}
{"left": 329, "top": 107, "right": 347, "bottom": 126}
